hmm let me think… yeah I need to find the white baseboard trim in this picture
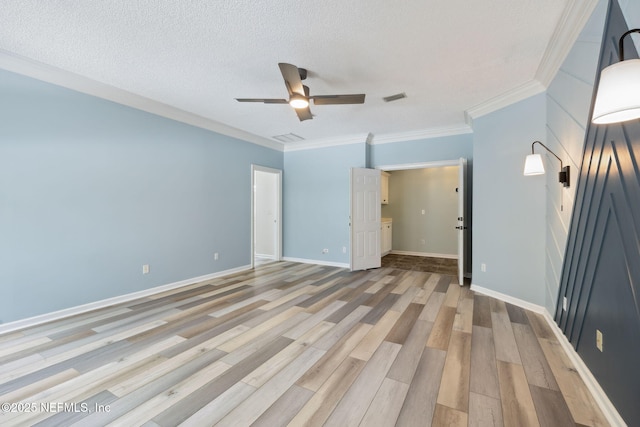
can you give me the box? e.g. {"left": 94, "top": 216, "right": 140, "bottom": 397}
{"left": 282, "top": 257, "right": 350, "bottom": 269}
{"left": 390, "top": 250, "right": 458, "bottom": 259}
{"left": 470, "top": 283, "right": 625, "bottom": 426}
{"left": 540, "top": 310, "right": 626, "bottom": 427}
{"left": 254, "top": 253, "right": 276, "bottom": 259}
{"left": 0, "top": 264, "right": 252, "bottom": 335}
{"left": 469, "top": 284, "right": 546, "bottom": 314}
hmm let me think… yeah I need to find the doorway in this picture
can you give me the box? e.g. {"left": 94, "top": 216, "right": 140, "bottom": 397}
{"left": 251, "top": 165, "right": 282, "bottom": 268}
{"left": 376, "top": 158, "right": 469, "bottom": 285}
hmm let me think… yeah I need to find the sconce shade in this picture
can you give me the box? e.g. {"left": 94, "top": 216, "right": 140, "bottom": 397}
{"left": 524, "top": 154, "right": 545, "bottom": 176}
{"left": 592, "top": 58, "right": 640, "bottom": 124}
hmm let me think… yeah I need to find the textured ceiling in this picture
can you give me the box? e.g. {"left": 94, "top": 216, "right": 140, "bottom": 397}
{"left": 0, "top": 0, "right": 577, "bottom": 146}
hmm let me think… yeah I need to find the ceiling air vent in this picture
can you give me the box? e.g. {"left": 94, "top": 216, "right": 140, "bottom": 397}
{"left": 272, "top": 133, "right": 305, "bottom": 143}
{"left": 383, "top": 92, "right": 407, "bottom": 102}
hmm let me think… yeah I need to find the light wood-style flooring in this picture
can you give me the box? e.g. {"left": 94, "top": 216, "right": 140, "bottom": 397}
{"left": 0, "top": 262, "right": 609, "bottom": 426}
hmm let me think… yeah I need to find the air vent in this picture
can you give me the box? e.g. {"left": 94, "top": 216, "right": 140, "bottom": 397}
{"left": 272, "top": 133, "right": 305, "bottom": 143}
{"left": 383, "top": 92, "right": 407, "bottom": 102}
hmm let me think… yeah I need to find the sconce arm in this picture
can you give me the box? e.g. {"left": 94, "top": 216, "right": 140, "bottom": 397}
{"left": 531, "top": 140, "right": 563, "bottom": 169}
{"left": 618, "top": 28, "right": 640, "bottom": 61}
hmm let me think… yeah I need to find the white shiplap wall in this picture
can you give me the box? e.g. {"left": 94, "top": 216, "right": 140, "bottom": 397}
{"left": 543, "top": 0, "right": 608, "bottom": 313}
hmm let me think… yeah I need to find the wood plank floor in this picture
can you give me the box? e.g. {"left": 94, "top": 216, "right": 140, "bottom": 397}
{"left": 0, "top": 262, "right": 609, "bottom": 426}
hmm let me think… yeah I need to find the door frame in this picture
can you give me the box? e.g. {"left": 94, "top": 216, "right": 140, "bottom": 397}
{"left": 251, "top": 164, "right": 282, "bottom": 268}
{"left": 457, "top": 158, "right": 467, "bottom": 286}
{"left": 375, "top": 159, "right": 470, "bottom": 279}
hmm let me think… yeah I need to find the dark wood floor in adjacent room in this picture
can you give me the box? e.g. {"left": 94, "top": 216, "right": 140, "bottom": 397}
{"left": 381, "top": 253, "right": 458, "bottom": 275}
{"left": 0, "top": 262, "right": 608, "bottom": 426}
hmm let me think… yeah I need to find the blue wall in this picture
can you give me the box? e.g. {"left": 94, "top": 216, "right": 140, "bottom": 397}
{"left": 283, "top": 142, "right": 366, "bottom": 265}
{"left": 370, "top": 133, "right": 473, "bottom": 166}
{"left": 0, "top": 69, "right": 282, "bottom": 323}
{"left": 282, "top": 134, "right": 473, "bottom": 266}
{"left": 472, "top": 93, "right": 547, "bottom": 305}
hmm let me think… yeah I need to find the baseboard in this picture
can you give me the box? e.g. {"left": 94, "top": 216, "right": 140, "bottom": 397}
{"left": 541, "top": 311, "right": 626, "bottom": 427}
{"left": 469, "top": 283, "right": 546, "bottom": 314}
{"left": 0, "top": 264, "right": 252, "bottom": 335}
{"left": 470, "top": 283, "right": 625, "bottom": 426}
{"left": 254, "top": 253, "right": 276, "bottom": 259}
{"left": 282, "top": 257, "right": 350, "bottom": 269}
{"left": 390, "top": 250, "right": 458, "bottom": 259}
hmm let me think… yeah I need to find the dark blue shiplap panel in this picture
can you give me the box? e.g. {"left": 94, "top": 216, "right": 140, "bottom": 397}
{"left": 556, "top": 1, "right": 640, "bottom": 425}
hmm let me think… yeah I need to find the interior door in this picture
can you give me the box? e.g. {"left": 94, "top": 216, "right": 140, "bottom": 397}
{"left": 456, "top": 158, "right": 467, "bottom": 286}
{"left": 350, "top": 167, "right": 381, "bottom": 271}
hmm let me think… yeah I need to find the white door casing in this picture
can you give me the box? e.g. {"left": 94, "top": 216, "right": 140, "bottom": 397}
{"left": 375, "top": 159, "right": 468, "bottom": 283}
{"left": 251, "top": 165, "right": 282, "bottom": 267}
{"left": 457, "top": 157, "right": 467, "bottom": 286}
{"left": 350, "top": 168, "right": 381, "bottom": 271}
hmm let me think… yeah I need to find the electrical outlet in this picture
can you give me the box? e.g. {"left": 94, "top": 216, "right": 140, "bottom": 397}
{"left": 214, "top": 252, "right": 219, "bottom": 261}
{"left": 142, "top": 264, "right": 150, "bottom": 274}
{"left": 421, "top": 209, "right": 425, "bottom": 215}
{"left": 563, "top": 297, "right": 568, "bottom": 311}
{"left": 596, "top": 329, "right": 603, "bottom": 352}
{"left": 322, "top": 248, "right": 329, "bottom": 254}
{"left": 481, "top": 263, "right": 486, "bottom": 272}
{"left": 342, "top": 246, "right": 347, "bottom": 253}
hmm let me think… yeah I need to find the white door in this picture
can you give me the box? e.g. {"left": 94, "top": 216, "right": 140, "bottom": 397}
{"left": 457, "top": 158, "right": 467, "bottom": 286}
{"left": 350, "top": 168, "right": 381, "bottom": 271}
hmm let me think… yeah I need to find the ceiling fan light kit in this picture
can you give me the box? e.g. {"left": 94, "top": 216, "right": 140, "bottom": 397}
{"left": 235, "top": 63, "right": 366, "bottom": 121}
{"left": 289, "top": 94, "right": 309, "bottom": 109}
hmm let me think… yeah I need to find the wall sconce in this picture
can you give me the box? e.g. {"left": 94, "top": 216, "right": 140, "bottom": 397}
{"left": 523, "top": 141, "right": 570, "bottom": 187}
{"left": 592, "top": 28, "right": 640, "bottom": 124}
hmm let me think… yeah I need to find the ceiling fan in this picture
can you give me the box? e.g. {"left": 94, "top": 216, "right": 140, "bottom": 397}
{"left": 235, "top": 63, "right": 366, "bottom": 121}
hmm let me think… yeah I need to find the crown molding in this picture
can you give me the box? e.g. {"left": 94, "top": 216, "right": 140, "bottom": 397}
{"left": 0, "top": 50, "right": 283, "bottom": 152}
{"left": 369, "top": 125, "right": 473, "bottom": 145}
{"left": 375, "top": 159, "right": 460, "bottom": 171}
{"left": 535, "top": 0, "right": 601, "bottom": 87}
{"left": 465, "top": 79, "right": 546, "bottom": 124}
{"left": 465, "top": 0, "right": 599, "bottom": 125}
{"left": 283, "top": 133, "right": 369, "bottom": 152}
{"left": 284, "top": 125, "right": 474, "bottom": 152}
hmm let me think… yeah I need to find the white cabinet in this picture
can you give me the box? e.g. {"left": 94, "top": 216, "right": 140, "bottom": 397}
{"left": 381, "top": 218, "right": 392, "bottom": 256}
{"left": 381, "top": 171, "right": 390, "bottom": 204}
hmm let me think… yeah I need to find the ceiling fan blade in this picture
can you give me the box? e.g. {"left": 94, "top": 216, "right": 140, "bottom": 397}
{"left": 295, "top": 107, "right": 313, "bottom": 121}
{"left": 235, "top": 98, "right": 288, "bottom": 104}
{"left": 278, "top": 63, "right": 305, "bottom": 96}
{"left": 311, "top": 94, "right": 366, "bottom": 105}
